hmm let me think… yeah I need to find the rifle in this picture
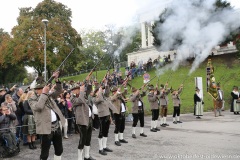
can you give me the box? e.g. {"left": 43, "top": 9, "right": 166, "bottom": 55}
{"left": 166, "top": 70, "right": 173, "bottom": 83}
{"left": 47, "top": 48, "right": 75, "bottom": 84}
{"left": 157, "top": 76, "right": 160, "bottom": 88}
{"left": 139, "top": 75, "right": 157, "bottom": 90}
{"left": 120, "top": 75, "right": 132, "bottom": 88}
{"left": 182, "top": 75, "right": 189, "bottom": 84}
{"left": 101, "top": 58, "right": 114, "bottom": 83}
{"left": 86, "top": 54, "right": 105, "bottom": 81}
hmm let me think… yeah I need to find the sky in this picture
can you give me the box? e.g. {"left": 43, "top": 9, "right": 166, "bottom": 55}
{"left": 0, "top": 0, "right": 239, "bottom": 33}
{"left": 0, "top": 0, "right": 239, "bottom": 74}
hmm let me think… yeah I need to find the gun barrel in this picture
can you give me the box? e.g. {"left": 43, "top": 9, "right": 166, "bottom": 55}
{"left": 139, "top": 75, "right": 157, "bottom": 90}
{"left": 46, "top": 48, "right": 75, "bottom": 84}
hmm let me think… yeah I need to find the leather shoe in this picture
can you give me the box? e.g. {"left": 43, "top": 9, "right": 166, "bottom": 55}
{"left": 99, "top": 150, "right": 107, "bottom": 155}
{"left": 150, "top": 128, "right": 157, "bottom": 132}
{"left": 103, "top": 147, "right": 113, "bottom": 152}
{"left": 173, "top": 121, "right": 177, "bottom": 124}
{"left": 154, "top": 128, "right": 160, "bottom": 131}
{"left": 132, "top": 134, "right": 136, "bottom": 138}
{"left": 115, "top": 141, "right": 121, "bottom": 146}
{"left": 160, "top": 124, "right": 166, "bottom": 127}
{"left": 140, "top": 133, "right": 147, "bottom": 137}
{"left": 84, "top": 156, "right": 96, "bottom": 160}
{"left": 119, "top": 139, "right": 128, "bottom": 143}
{"left": 177, "top": 121, "right": 182, "bottom": 123}
{"left": 164, "top": 123, "right": 169, "bottom": 126}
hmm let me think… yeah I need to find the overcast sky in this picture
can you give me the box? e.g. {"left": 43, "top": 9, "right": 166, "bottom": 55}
{"left": 0, "top": 0, "right": 239, "bottom": 33}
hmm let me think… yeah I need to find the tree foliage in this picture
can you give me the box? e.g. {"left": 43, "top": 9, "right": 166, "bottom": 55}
{"left": 0, "top": 28, "right": 27, "bottom": 84}
{"left": 11, "top": 0, "right": 82, "bottom": 78}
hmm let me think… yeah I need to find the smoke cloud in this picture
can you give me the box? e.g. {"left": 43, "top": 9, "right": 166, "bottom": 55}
{"left": 154, "top": 0, "right": 240, "bottom": 74}
{"left": 113, "top": 25, "right": 140, "bottom": 58}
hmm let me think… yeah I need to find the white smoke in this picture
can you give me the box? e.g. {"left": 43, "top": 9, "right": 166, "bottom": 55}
{"left": 30, "top": 79, "right": 36, "bottom": 89}
{"left": 113, "top": 25, "right": 140, "bottom": 58}
{"left": 154, "top": 0, "right": 240, "bottom": 74}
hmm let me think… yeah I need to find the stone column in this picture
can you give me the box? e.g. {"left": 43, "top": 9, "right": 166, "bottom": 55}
{"left": 151, "top": 21, "right": 154, "bottom": 46}
{"left": 141, "top": 22, "right": 147, "bottom": 48}
{"left": 147, "top": 21, "right": 155, "bottom": 47}
{"left": 147, "top": 23, "right": 151, "bottom": 47}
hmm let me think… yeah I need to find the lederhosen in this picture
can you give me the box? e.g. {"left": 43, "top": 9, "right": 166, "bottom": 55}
{"left": 114, "top": 97, "right": 126, "bottom": 134}
{"left": 132, "top": 96, "right": 144, "bottom": 127}
{"left": 173, "top": 94, "right": 181, "bottom": 117}
{"left": 160, "top": 93, "right": 168, "bottom": 117}
{"left": 150, "top": 93, "right": 160, "bottom": 121}
{"left": 78, "top": 106, "right": 93, "bottom": 149}
{"left": 98, "top": 95, "right": 111, "bottom": 139}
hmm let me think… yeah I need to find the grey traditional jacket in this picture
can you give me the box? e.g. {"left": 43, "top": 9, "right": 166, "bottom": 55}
{"left": 28, "top": 83, "right": 65, "bottom": 134}
{"left": 129, "top": 91, "right": 146, "bottom": 114}
{"left": 172, "top": 88, "right": 183, "bottom": 107}
{"left": 159, "top": 88, "right": 170, "bottom": 106}
{"left": 71, "top": 91, "right": 93, "bottom": 126}
{"left": 148, "top": 92, "right": 159, "bottom": 110}
{"left": 92, "top": 90, "right": 111, "bottom": 118}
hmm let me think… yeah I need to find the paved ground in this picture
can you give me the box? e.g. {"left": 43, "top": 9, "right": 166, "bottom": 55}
{"left": 4, "top": 110, "right": 240, "bottom": 160}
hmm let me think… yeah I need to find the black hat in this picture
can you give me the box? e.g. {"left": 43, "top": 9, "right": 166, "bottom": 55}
{"left": 70, "top": 84, "right": 80, "bottom": 91}
{"left": 31, "top": 76, "right": 45, "bottom": 89}
{"left": 148, "top": 85, "right": 154, "bottom": 90}
{"left": 160, "top": 84, "right": 164, "bottom": 89}
{"left": 111, "top": 86, "right": 118, "bottom": 92}
{"left": 0, "top": 88, "right": 6, "bottom": 92}
{"left": 233, "top": 86, "right": 238, "bottom": 90}
{"left": 131, "top": 87, "right": 137, "bottom": 92}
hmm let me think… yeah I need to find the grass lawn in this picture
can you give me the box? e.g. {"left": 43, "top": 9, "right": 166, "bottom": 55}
{"left": 61, "top": 53, "right": 240, "bottom": 115}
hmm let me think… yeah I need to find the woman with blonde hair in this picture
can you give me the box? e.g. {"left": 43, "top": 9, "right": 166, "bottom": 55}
{"left": 22, "top": 91, "right": 37, "bottom": 149}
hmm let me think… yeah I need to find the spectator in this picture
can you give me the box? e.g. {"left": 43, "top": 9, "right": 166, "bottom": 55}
{"left": 0, "top": 103, "right": 17, "bottom": 153}
{"left": 12, "top": 88, "right": 27, "bottom": 145}
{"left": 230, "top": 86, "right": 239, "bottom": 115}
{"left": 63, "top": 92, "right": 75, "bottom": 135}
{"left": 18, "top": 93, "right": 28, "bottom": 145}
{"left": 0, "top": 85, "right": 16, "bottom": 105}
{"left": 2, "top": 94, "right": 17, "bottom": 133}
{"left": 147, "top": 58, "right": 152, "bottom": 71}
{"left": 138, "top": 60, "right": 143, "bottom": 76}
{"left": 174, "top": 52, "right": 177, "bottom": 59}
{"left": 168, "top": 54, "right": 171, "bottom": 61}
{"left": 22, "top": 91, "right": 37, "bottom": 149}
{"left": 56, "top": 94, "right": 69, "bottom": 139}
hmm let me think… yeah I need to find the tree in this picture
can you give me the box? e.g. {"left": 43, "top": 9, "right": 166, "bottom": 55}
{"left": 117, "top": 27, "right": 141, "bottom": 62}
{"left": 11, "top": 0, "right": 82, "bottom": 78}
{"left": 78, "top": 29, "right": 107, "bottom": 72}
{"left": 0, "top": 28, "right": 27, "bottom": 84}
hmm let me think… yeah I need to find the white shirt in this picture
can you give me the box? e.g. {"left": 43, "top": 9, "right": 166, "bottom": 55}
{"left": 89, "top": 107, "right": 92, "bottom": 117}
{"left": 138, "top": 101, "right": 142, "bottom": 106}
{"left": 121, "top": 103, "right": 126, "bottom": 112}
{"left": 51, "top": 109, "right": 57, "bottom": 122}
{"left": 218, "top": 90, "right": 223, "bottom": 100}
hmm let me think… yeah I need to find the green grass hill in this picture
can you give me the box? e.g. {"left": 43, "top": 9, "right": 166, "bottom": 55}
{"left": 62, "top": 53, "right": 240, "bottom": 115}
